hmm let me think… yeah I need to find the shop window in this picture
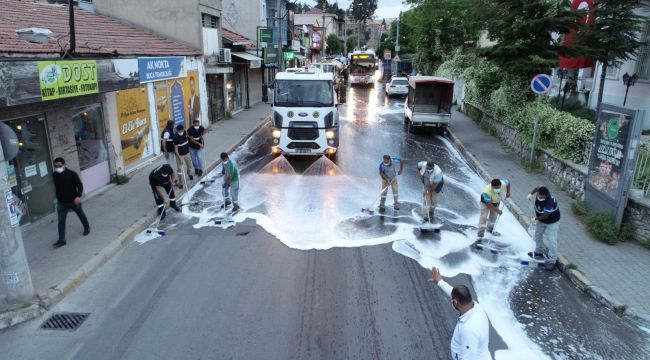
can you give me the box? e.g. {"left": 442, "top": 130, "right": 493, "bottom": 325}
{"left": 72, "top": 104, "right": 107, "bottom": 171}
{"left": 4, "top": 115, "right": 56, "bottom": 225}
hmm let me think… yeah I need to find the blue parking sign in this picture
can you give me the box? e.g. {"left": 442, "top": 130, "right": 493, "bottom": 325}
{"left": 530, "top": 74, "right": 552, "bottom": 94}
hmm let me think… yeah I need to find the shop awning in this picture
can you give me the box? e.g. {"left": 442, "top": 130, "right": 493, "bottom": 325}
{"left": 232, "top": 52, "right": 263, "bottom": 62}
{"left": 294, "top": 54, "right": 307, "bottom": 61}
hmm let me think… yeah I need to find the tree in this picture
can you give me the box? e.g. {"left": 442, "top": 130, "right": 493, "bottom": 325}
{"left": 477, "top": 0, "right": 578, "bottom": 77}
{"left": 349, "top": 0, "right": 378, "bottom": 49}
{"left": 403, "top": 0, "right": 483, "bottom": 74}
{"left": 326, "top": 33, "right": 343, "bottom": 54}
{"left": 576, "top": 0, "right": 647, "bottom": 115}
{"left": 349, "top": 0, "right": 377, "bottom": 22}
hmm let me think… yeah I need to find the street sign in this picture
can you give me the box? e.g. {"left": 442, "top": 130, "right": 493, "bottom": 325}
{"left": 393, "top": 55, "right": 401, "bottom": 62}
{"left": 530, "top": 74, "right": 552, "bottom": 94}
{"left": 259, "top": 28, "right": 273, "bottom": 43}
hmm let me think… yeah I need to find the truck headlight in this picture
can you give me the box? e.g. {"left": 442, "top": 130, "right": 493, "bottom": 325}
{"left": 272, "top": 129, "right": 281, "bottom": 138}
{"left": 326, "top": 130, "right": 335, "bottom": 139}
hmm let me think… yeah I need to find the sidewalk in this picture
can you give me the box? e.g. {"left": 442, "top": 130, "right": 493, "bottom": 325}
{"left": 448, "top": 107, "right": 650, "bottom": 322}
{"left": 1, "top": 104, "right": 270, "bottom": 329}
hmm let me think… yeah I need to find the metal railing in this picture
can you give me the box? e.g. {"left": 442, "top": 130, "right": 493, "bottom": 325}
{"left": 632, "top": 144, "right": 650, "bottom": 197}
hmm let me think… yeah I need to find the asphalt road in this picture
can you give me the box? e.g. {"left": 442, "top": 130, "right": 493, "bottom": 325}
{"left": 0, "top": 78, "right": 648, "bottom": 360}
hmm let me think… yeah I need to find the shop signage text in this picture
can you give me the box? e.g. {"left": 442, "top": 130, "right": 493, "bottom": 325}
{"left": 38, "top": 60, "right": 99, "bottom": 101}
{"left": 138, "top": 57, "right": 186, "bottom": 83}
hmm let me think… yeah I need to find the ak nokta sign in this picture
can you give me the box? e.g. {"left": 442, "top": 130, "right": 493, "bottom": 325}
{"left": 38, "top": 60, "right": 99, "bottom": 101}
{"left": 530, "top": 74, "right": 552, "bottom": 95}
{"left": 138, "top": 57, "right": 186, "bottom": 83}
{"left": 585, "top": 103, "right": 646, "bottom": 227}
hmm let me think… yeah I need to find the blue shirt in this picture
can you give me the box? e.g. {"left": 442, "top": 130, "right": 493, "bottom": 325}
{"left": 379, "top": 156, "right": 401, "bottom": 180}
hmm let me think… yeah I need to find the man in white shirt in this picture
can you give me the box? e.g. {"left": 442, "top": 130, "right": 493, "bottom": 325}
{"left": 430, "top": 267, "right": 491, "bottom": 360}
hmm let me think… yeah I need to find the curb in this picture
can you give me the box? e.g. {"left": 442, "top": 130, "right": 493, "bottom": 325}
{"left": 446, "top": 128, "right": 648, "bottom": 323}
{"left": 0, "top": 116, "right": 271, "bottom": 331}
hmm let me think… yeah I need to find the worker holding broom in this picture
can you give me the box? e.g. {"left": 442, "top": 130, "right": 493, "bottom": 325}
{"left": 149, "top": 164, "right": 182, "bottom": 221}
{"left": 477, "top": 178, "right": 511, "bottom": 241}
{"left": 417, "top": 160, "right": 444, "bottom": 222}
{"left": 378, "top": 154, "right": 404, "bottom": 212}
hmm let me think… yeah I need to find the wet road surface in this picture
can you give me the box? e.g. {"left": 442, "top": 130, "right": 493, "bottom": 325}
{"left": 0, "top": 77, "right": 648, "bottom": 360}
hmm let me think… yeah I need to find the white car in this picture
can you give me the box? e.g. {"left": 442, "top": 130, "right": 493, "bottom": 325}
{"left": 385, "top": 77, "right": 409, "bottom": 97}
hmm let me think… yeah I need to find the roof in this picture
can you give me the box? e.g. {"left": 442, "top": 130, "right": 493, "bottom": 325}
{"left": 222, "top": 27, "right": 255, "bottom": 50}
{"left": 305, "top": 8, "right": 323, "bottom": 14}
{"left": 0, "top": 0, "right": 200, "bottom": 56}
{"left": 275, "top": 71, "right": 334, "bottom": 81}
{"left": 408, "top": 76, "right": 454, "bottom": 87}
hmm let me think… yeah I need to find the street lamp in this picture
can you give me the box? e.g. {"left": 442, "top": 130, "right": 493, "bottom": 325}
{"left": 622, "top": 72, "right": 638, "bottom": 106}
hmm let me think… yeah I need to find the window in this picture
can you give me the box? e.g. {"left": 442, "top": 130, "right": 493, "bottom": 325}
{"left": 274, "top": 80, "right": 333, "bottom": 107}
{"left": 72, "top": 104, "right": 107, "bottom": 170}
{"left": 636, "top": 20, "right": 650, "bottom": 80}
{"left": 202, "top": 13, "right": 219, "bottom": 29}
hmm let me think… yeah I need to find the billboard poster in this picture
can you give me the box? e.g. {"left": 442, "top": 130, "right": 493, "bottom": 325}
{"left": 153, "top": 70, "right": 200, "bottom": 133}
{"left": 309, "top": 30, "right": 322, "bottom": 51}
{"left": 585, "top": 103, "right": 645, "bottom": 226}
{"left": 116, "top": 86, "right": 154, "bottom": 166}
{"left": 37, "top": 60, "right": 98, "bottom": 101}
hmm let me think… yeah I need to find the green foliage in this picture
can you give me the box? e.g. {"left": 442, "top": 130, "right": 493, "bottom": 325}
{"left": 522, "top": 159, "right": 543, "bottom": 173}
{"left": 349, "top": 0, "right": 377, "bottom": 22}
{"left": 404, "top": 0, "right": 482, "bottom": 73}
{"left": 477, "top": 0, "right": 579, "bottom": 77}
{"left": 585, "top": 211, "right": 623, "bottom": 245}
{"left": 506, "top": 102, "right": 595, "bottom": 163}
{"left": 437, "top": 49, "right": 480, "bottom": 78}
{"left": 615, "top": 305, "right": 628, "bottom": 316}
{"left": 326, "top": 33, "right": 343, "bottom": 55}
{"left": 462, "top": 60, "right": 502, "bottom": 110}
{"left": 549, "top": 96, "right": 597, "bottom": 122}
{"left": 111, "top": 174, "right": 130, "bottom": 185}
{"left": 571, "top": 201, "right": 589, "bottom": 218}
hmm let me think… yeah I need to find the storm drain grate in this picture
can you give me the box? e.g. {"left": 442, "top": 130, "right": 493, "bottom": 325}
{"left": 40, "top": 312, "right": 90, "bottom": 331}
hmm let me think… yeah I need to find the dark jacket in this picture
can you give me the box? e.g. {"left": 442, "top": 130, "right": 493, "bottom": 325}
{"left": 53, "top": 169, "right": 84, "bottom": 203}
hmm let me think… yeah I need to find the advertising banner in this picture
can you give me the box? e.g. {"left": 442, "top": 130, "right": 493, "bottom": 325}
{"left": 138, "top": 57, "right": 186, "bottom": 83}
{"left": 585, "top": 103, "right": 645, "bottom": 226}
{"left": 153, "top": 70, "right": 200, "bottom": 132}
{"left": 116, "top": 86, "right": 153, "bottom": 166}
{"left": 264, "top": 46, "right": 278, "bottom": 65}
{"left": 309, "top": 30, "right": 322, "bottom": 51}
{"left": 37, "top": 60, "right": 98, "bottom": 101}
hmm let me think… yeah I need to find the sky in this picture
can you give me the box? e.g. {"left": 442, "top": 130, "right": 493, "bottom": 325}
{"left": 306, "top": 0, "right": 410, "bottom": 21}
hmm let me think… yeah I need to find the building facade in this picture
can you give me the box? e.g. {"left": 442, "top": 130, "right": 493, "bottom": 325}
{"left": 0, "top": 0, "right": 201, "bottom": 226}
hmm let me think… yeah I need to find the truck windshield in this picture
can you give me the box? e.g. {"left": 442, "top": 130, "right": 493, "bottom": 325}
{"left": 274, "top": 80, "right": 333, "bottom": 107}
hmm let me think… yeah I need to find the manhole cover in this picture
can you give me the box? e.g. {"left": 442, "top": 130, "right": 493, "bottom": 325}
{"left": 40, "top": 312, "right": 90, "bottom": 331}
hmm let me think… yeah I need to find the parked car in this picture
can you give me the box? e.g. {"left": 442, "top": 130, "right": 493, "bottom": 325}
{"left": 385, "top": 76, "right": 409, "bottom": 97}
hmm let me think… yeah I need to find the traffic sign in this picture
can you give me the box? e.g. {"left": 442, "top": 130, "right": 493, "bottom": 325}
{"left": 530, "top": 74, "right": 552, "bottom": 95}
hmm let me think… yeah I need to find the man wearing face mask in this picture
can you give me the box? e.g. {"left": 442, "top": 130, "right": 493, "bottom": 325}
{"left": 160, "top": 120, "right": 176, "bottom": 171}
{"left": 477, "top": 178, "right": 511, "bottom": 240}
{"left": 149, "top": 164, "right": 181, "bottom": 221}
{"left": 52, "top": 157, "right": 90, "bottom": 248}
{"left": 430, "top": 267, "right": 491, "bottom": 360}
{"left": 527, "top": 186, "right": 561, "bottom": 270}
{"left": 187, "top": 119, "right": 205, "bottom": 176}
{"left": 173, "top": 124, "right": 194, "bottom": 188}
{"left": 417, "top": 160, "right": 444, "bottom": 222}
{"left": 378, "top": 154, "right": 404, "bottom": 211}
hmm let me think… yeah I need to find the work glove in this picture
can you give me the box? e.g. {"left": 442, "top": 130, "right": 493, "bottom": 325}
{"left": 527, "top": 193, "right": 533, "bottom": 201}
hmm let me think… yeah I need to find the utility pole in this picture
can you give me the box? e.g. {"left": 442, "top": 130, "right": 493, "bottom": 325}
{"left": 343, "top": 21, "right": 347, "bottom": 54}
{"left": 323, "top": 12, "right": 327, "bottom": 57}
{"left": 0, "top": 145, "right": 34, "bottom": 307}
{"left": 276, "top": 0, "right": 284, "bottom": 71}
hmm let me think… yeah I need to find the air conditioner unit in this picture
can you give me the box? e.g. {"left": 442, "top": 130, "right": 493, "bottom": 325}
{"left": 219, "top": 48, "right": 232, "bottom": 63}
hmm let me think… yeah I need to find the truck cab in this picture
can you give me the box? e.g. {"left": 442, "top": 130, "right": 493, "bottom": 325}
{"left": 404, "top": 76, "right": 454, "bottom": 134}
{"left": 268, "top": 71, "right": 344, "bottom": 160}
